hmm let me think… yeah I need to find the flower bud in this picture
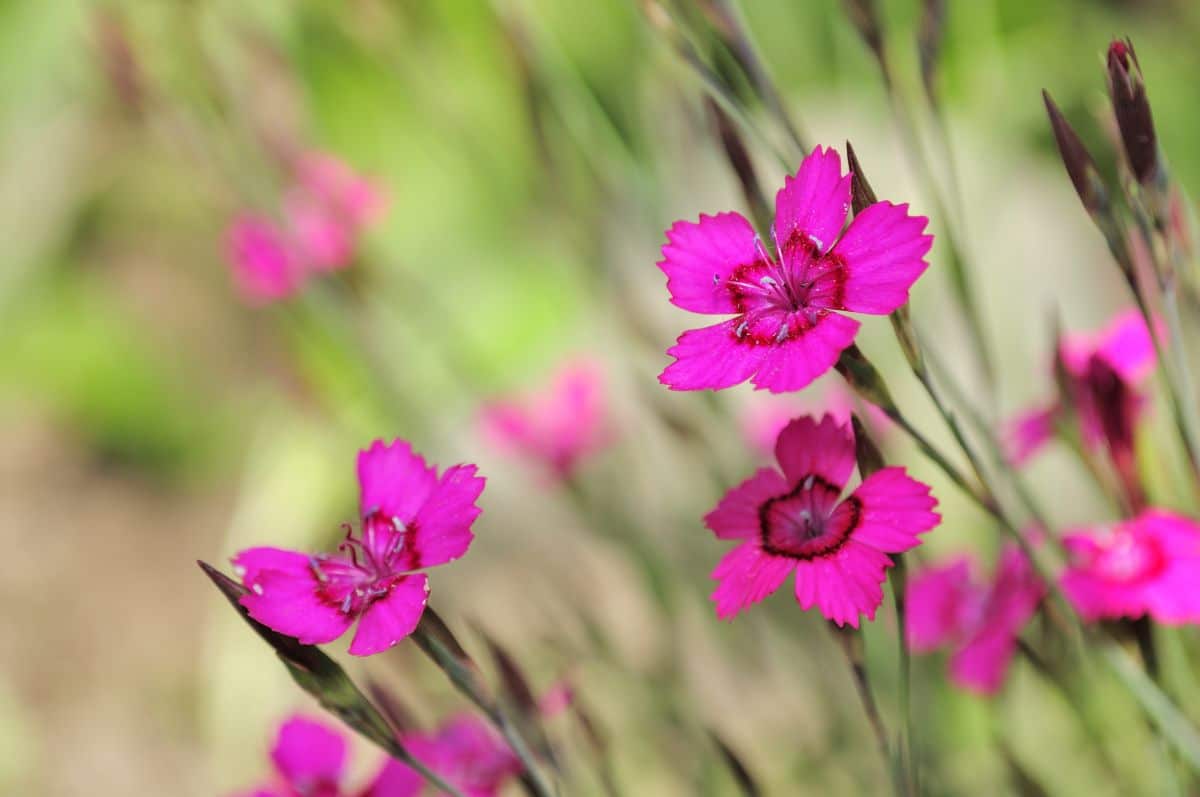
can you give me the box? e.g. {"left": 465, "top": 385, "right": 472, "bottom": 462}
{"left": 1106, "top": 38, "right": 1159, "bottom": 188}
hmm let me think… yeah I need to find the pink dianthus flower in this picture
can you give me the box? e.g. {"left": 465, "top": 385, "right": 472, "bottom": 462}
{"left": 658, "top": 146, "right": 932, "bottom": 393}
{"left": 704, "top": 415, "right": 939, "bottom": 626}
{"left": 232, "top": 713, "right": 420, "bottom": 797}
{"left": 906, "top": 545, "right": 1044, "bottom": 695}
{"left": 1061, "top": 509, "right": 1200, "bottom": 625}
{"left": 373, "top": 715, "right": 522, "bottom": 797}
{"left": 234, "top": 439, "right": 485, "bottom": 656}
{"left": 226, "top": 213, "right": 305, "bottom": 305}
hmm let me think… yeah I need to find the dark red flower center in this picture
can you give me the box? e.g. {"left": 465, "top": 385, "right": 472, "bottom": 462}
{"left": 309, "top": 512, "right": 419, "bottom": 615}
{"left": 725, "top": 232, "right": 846, "bottom": 345}
{"left": 758, "top": 474, "right": 860, "bottom": 559}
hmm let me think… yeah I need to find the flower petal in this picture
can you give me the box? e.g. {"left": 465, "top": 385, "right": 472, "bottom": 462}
{"left": 773, "top": 414, "right": 856, "bottom": 488}
{"left": 749, "top": 311, "right": 860, "bottom": 393}
{"left": 1002, "top": 405, "right": 1058, "bottom": 466}
{"left": 905, "top": 557, "right": 976, "bottom": 652}
{"left": 659, "top": 319, "right": 769, "bottom": 391}
{"left": 270, "top": 714, "right": 347, "bottom": 791}
{"left": 948, "top": 627, "right": 1017, "bottom": 696}
{"left": 409, "top": 464, "right": 485, "bottom": 568}
{"left": 234, "top": 547, "right": 354, "bottom": 645}
{"left": 1095, "top": 309, "right": 1157, "bottom": 383}
{"left": 710, "top": 541, "right": 796, "bottom": 619}
{"left": 226, "top": 214, "right": 304, "bottom": 304}
{"left": 358, "top": 439, "right": 439, "bottom": 522}
{"left": 704, "top": 467, "right": 790, "bottom": 540}
{"left": 348, "top": 575, "right": 430, "bottom": 656}
{"left": 844, "top": 467, "right": 940, "bottom": 554}
{"left": 795, "top": 541, "right": 892, "bottom": 627}
{"left": 659, "top": 212, "right": 763, "bottom": 314}
{"left": 361, "top": 759, "right": 423, "bottom": 797}
{"left": 828, "top": 201, "right": 932, "bottom": 314}
{"left": 773, "top": 146, "right": 851, "bottom": 257}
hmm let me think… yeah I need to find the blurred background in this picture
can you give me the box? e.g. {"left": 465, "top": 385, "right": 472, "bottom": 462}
{"left": 3, "top": 0, "right": 1200, "bottom": 794}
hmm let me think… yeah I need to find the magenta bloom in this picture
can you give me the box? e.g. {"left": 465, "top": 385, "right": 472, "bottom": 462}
{"left": 907, "top": 546, "right": 1044, "bottom": 695}
{"left": 233, "top": 713, "right": 422, "bottom": 797}
{"left": 376, "top": 715, "right": 522, "bottom": 797}
{"left": 658, "top": 146, "right": 932, "bottom": 393}
{"left": 226, "top": 213, "right": 304, "bottom": 305}
{"left": 1004, "top": 310, "right": 1156, "bottom": 464}
{"left": 480, "top": 360, "right": 610, "bottom": 479}
{"left": 256, "top": 714, "right": 347, "bottom": 797}
{"left": 234, "top": 439, "right": 485, "bottom": 656}
{"left": 1061, "top": 510, "right": 1200, "bottom": 624}
{"left": 284, "top": 151, "right": 387, "bottom": 273}
{"left": 225, "top": 151, "right": 386, "bottom": 304}
{"left": 704, "top": 415, "right": 939, "bottom": 626}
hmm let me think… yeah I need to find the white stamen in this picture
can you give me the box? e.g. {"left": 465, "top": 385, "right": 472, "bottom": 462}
{"left": 803, "top": 474, "right": 815, "bottom": 490}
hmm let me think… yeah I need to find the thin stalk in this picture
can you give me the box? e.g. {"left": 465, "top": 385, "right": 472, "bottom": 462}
{"left": 892, "top": 559, "right": 916, "bottom": 796}
{"left": 411, "top": 627, "right": 559, "bottom": 797}
{"left": 830, "top": 626, "right": 904, "bottom": 796}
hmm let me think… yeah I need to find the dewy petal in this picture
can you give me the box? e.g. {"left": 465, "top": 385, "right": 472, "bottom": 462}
{"left": 773, "top": 414, "right": 855, "bottom": 488}
{"left": 270, "top": 714, "right": 348, "bottom": 791}
{"left": 659, "top": 212, "right": 762, "bottom": 314}
{"left": 830, "top": 201, "right": 933, "bottom": 314}
{"left": 660, "top": 319, "right": 769, "bottom": 391}
{"left": 1002, "top": 404, "right": 1058, "bottom": 466}
{"left": 710, "top": 541, "right": 797, "bottom": 620}
{"left": 235, "top": 547, "right": 355, "bottom": 645}
{"left": 773, "top": 146, "right": 852, "bottom": 257}
{"left": 796, "top": 541, "right": 892, "bottom": 628}
{"left": 358, "top": 439, "right": 440, "bottom": 522}
{"left": 348, "top": 574, "right": 430, "bottom": 656}
{"left": 845, "top": 467, "right": 940, "bottom": 554}
{"left": 749, "top": 311, "right": 860, "bottom": 393}
{"left": 361, "top": 759, "right": 423, "bottom": 797}
{"left": 704, "top": 467, "right": 790, "bottom": 540}
{"left": 1095, "top": 309, "right": 1157, "bottom": 383}
{"left": 905, "top": 557, "right": 975, "bottom": 652}
{"left": 409, "top": 464, "right": 485, "bottom": 568}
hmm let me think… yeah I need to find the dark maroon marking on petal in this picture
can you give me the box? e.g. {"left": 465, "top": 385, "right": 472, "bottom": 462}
{"left": 757, "top": 474, "right": 863, "bottom": 561}
{"left": 727, "top": 260, "right": 772, "bottom": 314}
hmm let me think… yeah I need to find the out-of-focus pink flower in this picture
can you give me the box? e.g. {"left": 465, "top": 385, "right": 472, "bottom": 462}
{"left": 284, "top": 152, "right": 387, "bottom": 273}
{"left": 704, "top": 415, "right": 939, "bottom": 626}
{"left": 1003, "top": 311, "right": 1156, "bottom": 504}
{"left": 233, "top": 713, "right": 424, "bottom": 797}
{"left": 234, "top": 439, "right": 485, "bottom": 656}
{"left": 537, "top": 678, "right": 575, "bottom": 718}
{"left": 657, "top": 146, "right": 932, "bottom": 393}
{"left": 480, "top": 360, "right": 610, "bottom": 480}
{"left": 226, "top": 213, "right": 304, "bottom": 305}
{"left": 907, "top": 546, "right": 1044, "bottom": 695}
{"left": 740, "top": 381, "right": 891, "bottom": 457}
{"left": 225, "top": 151, "right": 387, "bottom": 304}
{"left": 231, "top": 714, "right": 350, "bottom": 797}
{"left": 375, "top": 715, "right": 522, "bottom": 797}
{"left": 1061, "top": 509, "right": 1200, "bottom": 624}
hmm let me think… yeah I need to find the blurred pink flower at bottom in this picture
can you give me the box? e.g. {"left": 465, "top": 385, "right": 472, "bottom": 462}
{"left": 906, "top": 545, "right": 1044, "bottom": 695}
{"left": 376, "top": 715, "right": 522, "bottom": 797}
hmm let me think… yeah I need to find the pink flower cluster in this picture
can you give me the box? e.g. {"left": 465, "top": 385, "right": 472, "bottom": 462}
{"left": 233, "top": 713, "right": 520, "bottom": 797}
{"left": 226, "top": 151, "right": 386, "bottom": 304}
{"left": 234, "top": 438, "right": 484, "bottom": 656}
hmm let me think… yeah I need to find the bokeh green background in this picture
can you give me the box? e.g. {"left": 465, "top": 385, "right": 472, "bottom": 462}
{"left": 3, "top": 1, "right": 1200, "bottom": 794}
